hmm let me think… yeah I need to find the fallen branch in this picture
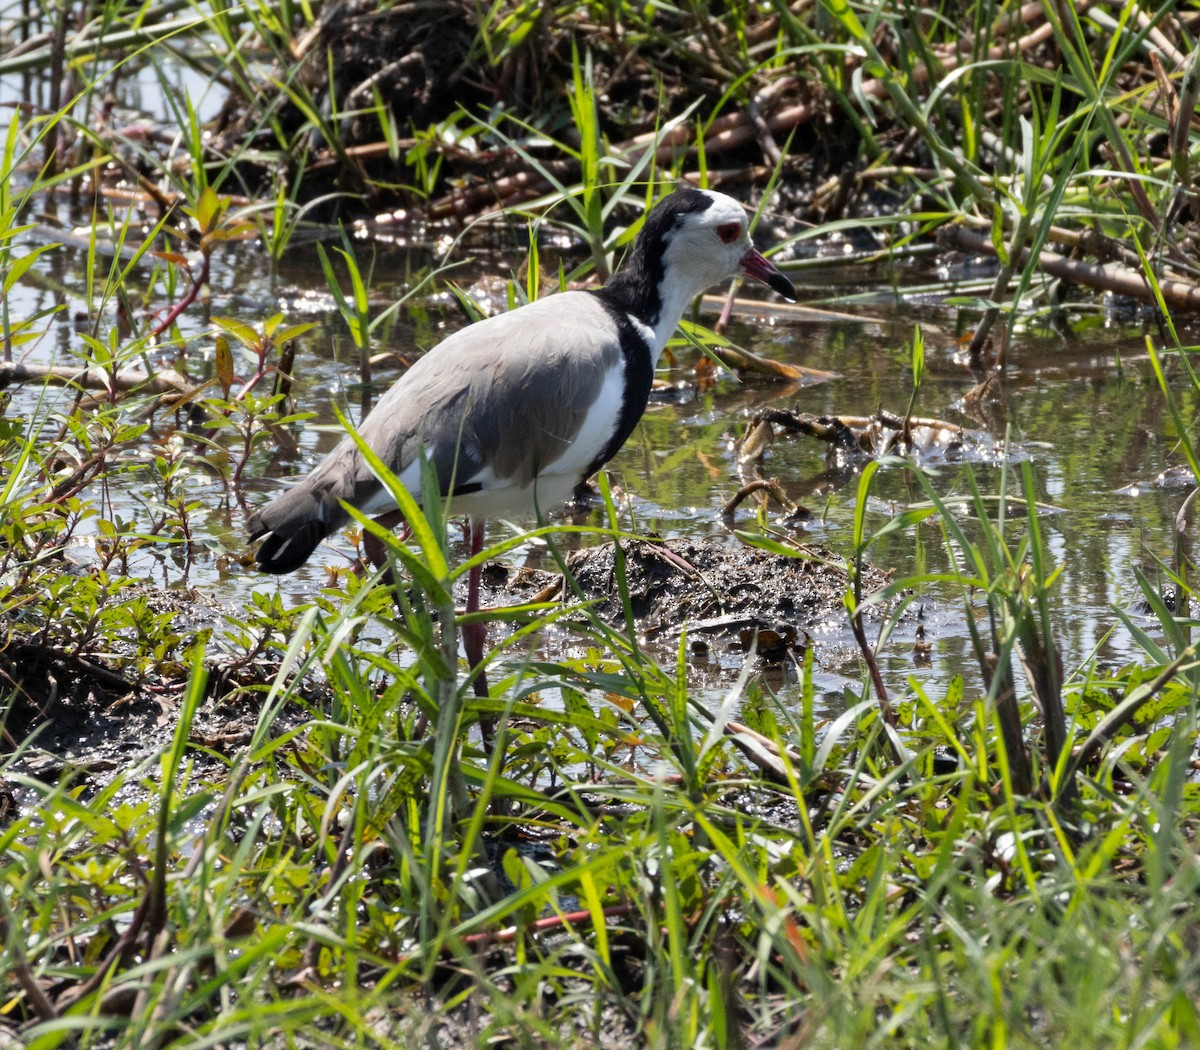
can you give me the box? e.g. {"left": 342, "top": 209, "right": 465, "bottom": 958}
{"left": 940, "top": 226, "right": 1200, "bottom": 312}
{"left": 721, "top": 718, "right": 810, "bottom": 785}
{"left": 736, "top": 408, "right": 969, "bottom": 466}
{"left": 0, "top": 361, "right": 192, "bottom": 397}
{"left": 720, "top": 478, "right": 797, "bottom": 519}
{"left": 705, "top": 342, "right": 830, "bottom": 382}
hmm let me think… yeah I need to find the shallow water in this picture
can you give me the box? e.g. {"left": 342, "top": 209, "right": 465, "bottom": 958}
{"left": 5, "top": 207, "right": 1191, "bottom": 721}
{"left": 1, "top": 50, "right": 1192, "bottom": 719}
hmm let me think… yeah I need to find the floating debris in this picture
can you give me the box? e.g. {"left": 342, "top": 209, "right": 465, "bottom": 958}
{"left": 736, "top": 407, "right": 998, "bottom": 472}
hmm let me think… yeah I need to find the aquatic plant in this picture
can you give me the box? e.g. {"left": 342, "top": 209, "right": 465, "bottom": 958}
{"left": 2, "top": 1, "right": 1200, "bottom": 1046}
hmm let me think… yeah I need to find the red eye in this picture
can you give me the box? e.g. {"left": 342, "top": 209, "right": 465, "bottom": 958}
{"left": 716, "top": 222, "right": 742, "bottom": 244}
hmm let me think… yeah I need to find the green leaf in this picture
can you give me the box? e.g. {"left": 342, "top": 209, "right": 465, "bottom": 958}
{"left": 214, "top": 335, "right": 234, "bottom": 392}
{"left": 212, "top": 316, "right": 261, "bottom": 351}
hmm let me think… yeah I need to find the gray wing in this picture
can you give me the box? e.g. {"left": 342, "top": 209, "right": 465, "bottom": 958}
{"left": 249, "top": 292, "right": 619, "bottom": 571}
{"left": 372, "top": 292, "right": 621, "bottom": 491}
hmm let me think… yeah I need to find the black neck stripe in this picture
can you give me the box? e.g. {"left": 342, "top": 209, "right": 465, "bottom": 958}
{"left": 581, "top": 296, "right": 656, "bottom": 479}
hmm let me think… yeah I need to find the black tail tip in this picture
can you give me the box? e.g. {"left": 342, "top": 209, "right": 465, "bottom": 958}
{"left": 250, "top": 521, "right": 328, "bottom": 575}
{"left": 252, "top": 535, "right": 311, "bottom": 574}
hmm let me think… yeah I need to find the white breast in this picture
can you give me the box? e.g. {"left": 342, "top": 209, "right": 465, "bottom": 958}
{"left": 442, "top": 354, "right": 627, "bottom": 520}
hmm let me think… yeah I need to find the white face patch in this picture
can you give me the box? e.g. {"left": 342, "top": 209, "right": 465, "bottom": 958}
{"left": 640, "top": 190, "right": 757, "bottom": 349}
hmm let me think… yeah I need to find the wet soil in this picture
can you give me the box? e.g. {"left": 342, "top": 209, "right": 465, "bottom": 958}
{"left": 495, "top": 535, "right": 891, "bottom": 662}
{"left": 1, "top": 586, "right": 319, "bottom": 791}
{"left": 3, "top": 536, "right": 879, "bottom": 790}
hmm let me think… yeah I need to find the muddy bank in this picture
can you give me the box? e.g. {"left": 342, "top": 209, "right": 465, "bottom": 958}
{"left": 0, "top": 585, "right": 318, "bottom": 790}
{"left": 4, "top": 535, "right": 891, "bottom": 785}
{"left": 491, "top": 534, "right": 894, "bottom": 665}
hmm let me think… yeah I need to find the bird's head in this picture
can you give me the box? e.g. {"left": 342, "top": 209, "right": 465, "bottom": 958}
{"left": 654, "top": 187, "right": 796, "bottom": 302}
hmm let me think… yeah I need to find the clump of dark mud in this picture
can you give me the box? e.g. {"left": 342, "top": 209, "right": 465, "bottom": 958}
{"left": 500, "top": 536, "right": 892, "bottom": 661}
{"left": 566, "top": 536, "right": 880, "bottom": 625}
{"left": 0, "top": 586, "right": 319, "bottom": 791}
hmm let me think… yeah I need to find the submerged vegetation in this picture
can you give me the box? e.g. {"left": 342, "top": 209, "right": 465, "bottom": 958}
{"left": 2, "top": 0, "right": 1200, "bottom": 1046}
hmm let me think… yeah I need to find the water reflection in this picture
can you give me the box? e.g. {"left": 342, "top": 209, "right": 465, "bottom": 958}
{"left": 1, "top": 50, "right": 1191, "bottom": 716}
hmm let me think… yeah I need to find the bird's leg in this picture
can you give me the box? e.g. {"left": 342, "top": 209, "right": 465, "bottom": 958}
{"left": 462, "top": 517, "right": 489, "bottom": 697}
{"left": 362, "top": 508, "right": 409, "bottom": 582}
{"left": 461, "top": 516, "right": 497, "bottom": 747}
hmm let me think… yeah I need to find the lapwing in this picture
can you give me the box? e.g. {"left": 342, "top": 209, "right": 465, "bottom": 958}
{"left": 248, "top": 186, "right": 796, "bottom": 693}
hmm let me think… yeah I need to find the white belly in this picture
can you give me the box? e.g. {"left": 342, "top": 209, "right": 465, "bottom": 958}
{"left": 370, "top": 356, "right": 627, "bottom": 523}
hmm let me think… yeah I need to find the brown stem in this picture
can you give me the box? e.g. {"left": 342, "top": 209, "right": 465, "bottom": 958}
{"left": 968, "top": 603, "right": 1033, "bottom": 797}
{"left": 848, "top": 603, "right": 897, "bottom": 735}
{"left": 149, "top": 252, "right": 210, "bottom": 341}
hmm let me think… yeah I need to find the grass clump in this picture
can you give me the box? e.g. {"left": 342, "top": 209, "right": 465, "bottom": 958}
{"left": 4, "top": 459, "right": 1200, "bottom": 1046}
{"left": 2, "top": 0, "right": 1200, "bottom": 1047}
